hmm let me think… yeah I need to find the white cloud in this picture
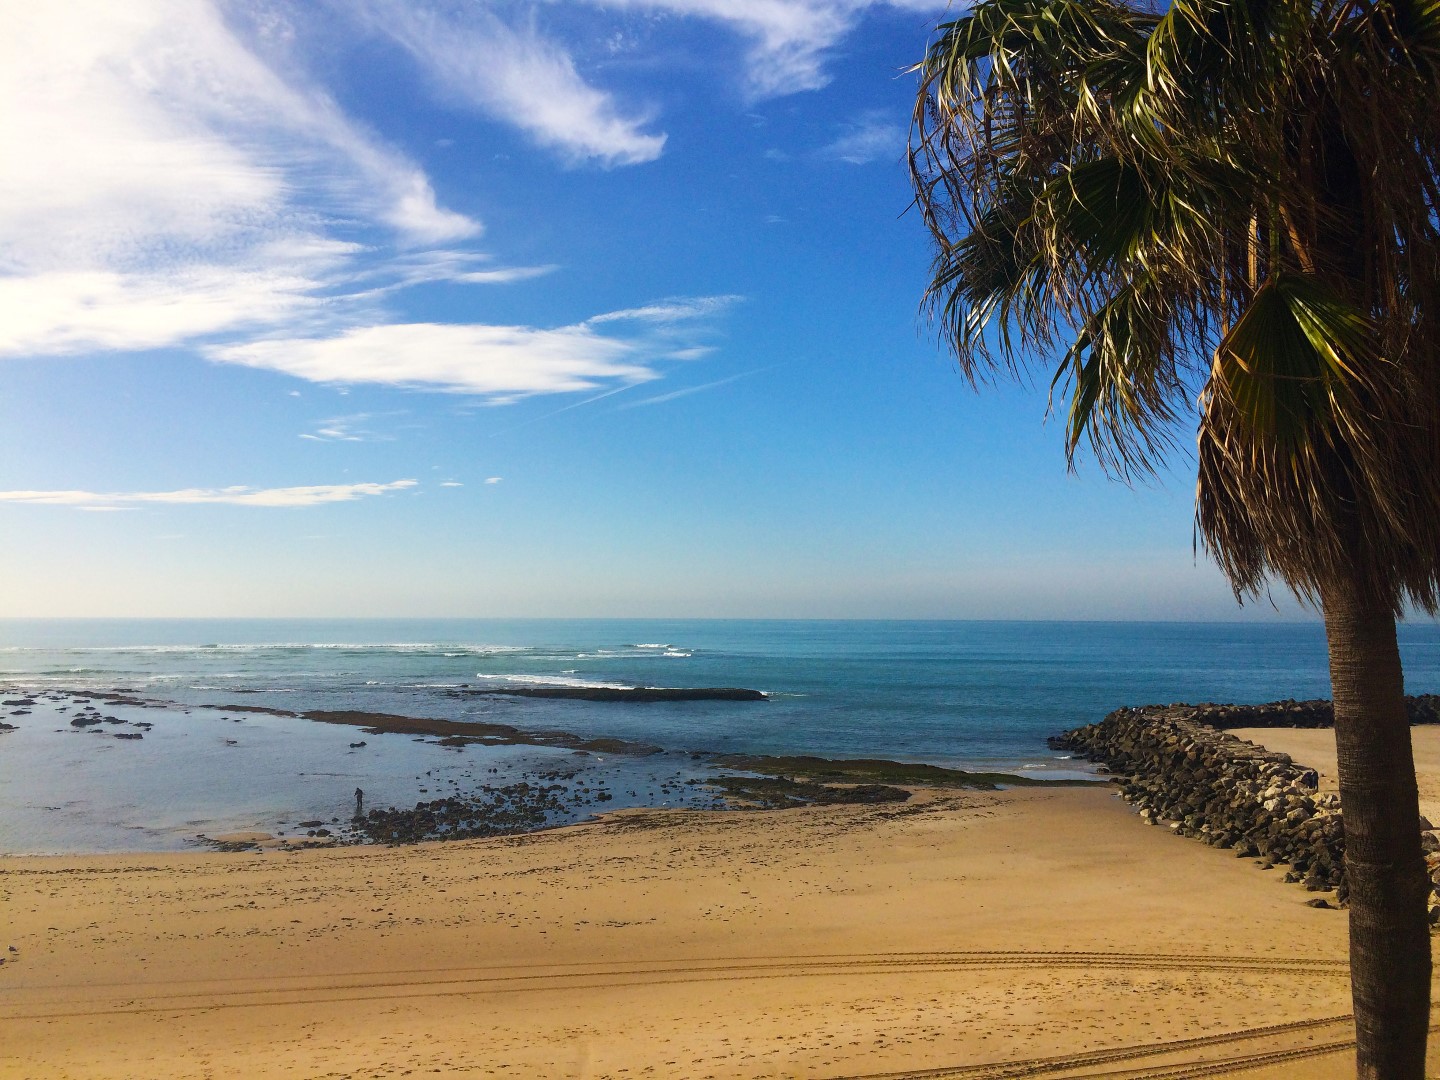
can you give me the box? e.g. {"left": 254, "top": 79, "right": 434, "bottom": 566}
{"left": 208, "top": 322, "right": 655, "bottom": 398}
{"left": 298, "top": 412, "right": 394, "bottom": 442}
{"left": 361, "top": 251, "right": 558, "bottom": 293}
{"left": 440, "top": 480, "right": 464, "bottom": 487}
{"left": 0, "top": 3, "right": 476, "bottom": 269}
{"left": 0, "top": 0, "right": 918, "bottom": 389}
{"left": 587, "top": 296, "right": 742, "bottom": 325}
{"left": 359, "top": 2, "right": 666, "bottom": 166}
{"left": 822, "top": 110, "right": 905, "bottom": 164}
{"left": 0, "top": 1, "right": 484, "bottom": 360}
{"left": 206, "top": 294, "right": 735, "bottom": 399}
{"left": 484, "top": 477, "right": 503, "bottom": 484}
{"left": 0, "top": 480, "right": 418, "bottom": 509}
{"left": 0, "top": 260, "right": 334, "bottom": 358}
{"left": 565, "top": 1, "right": 948, "bottom": 99}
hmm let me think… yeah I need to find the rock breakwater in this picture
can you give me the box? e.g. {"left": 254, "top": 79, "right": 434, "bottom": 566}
{"left": 1051, "top": 703, "right": 1440, "bottom": 917}
{"left": 1188, "top": 694, "right": 1440, "bottom": 729}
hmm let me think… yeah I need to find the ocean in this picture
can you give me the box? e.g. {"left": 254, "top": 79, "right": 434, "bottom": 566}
{"left": 1, "top": 618, "right": 1437, "bottom": 854}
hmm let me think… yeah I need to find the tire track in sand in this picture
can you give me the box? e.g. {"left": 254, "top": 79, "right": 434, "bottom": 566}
{"left": 1, "top": 949, "right": 1347, "bottom": 1021}
{"left": 828, "top": 1015, "right": 1440, "bottom": 1079}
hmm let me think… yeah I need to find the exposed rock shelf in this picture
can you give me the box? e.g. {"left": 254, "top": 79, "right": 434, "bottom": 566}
{"left": 454, "top": 686, "right": 767, "bottom": 702}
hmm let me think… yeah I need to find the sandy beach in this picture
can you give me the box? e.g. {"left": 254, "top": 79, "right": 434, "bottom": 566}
{"left": 6, "top": 759, "right": 1429, "bottom": 1080}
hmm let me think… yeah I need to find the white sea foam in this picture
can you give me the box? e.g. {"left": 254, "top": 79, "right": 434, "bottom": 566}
{"left": 23, "top": 642, "right": 534, "bottom": 655}
{"left": 472, "top": 674, "right": 633, "bottom": 690}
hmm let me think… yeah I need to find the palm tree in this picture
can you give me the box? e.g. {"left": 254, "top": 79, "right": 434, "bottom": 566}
{"left": 909, "top": 0, "right": 1440, "bottom": 1074}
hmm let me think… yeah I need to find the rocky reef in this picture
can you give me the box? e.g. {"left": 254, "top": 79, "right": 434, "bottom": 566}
{"left": 455, "top": 686, "right": 767, "bottom": 702}
{"left": 710, "top": 754, "right": 1100, "bottom": 790}
{"left": 354, "top": 781, "right": 582, "bottom": 844}
{"left": 706, "top": 776, "right": 912, "bottom": 809}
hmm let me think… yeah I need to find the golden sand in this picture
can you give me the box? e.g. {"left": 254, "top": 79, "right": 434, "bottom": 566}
{"left": 8, "top": 768, "right": 1423, "bottom": 1079}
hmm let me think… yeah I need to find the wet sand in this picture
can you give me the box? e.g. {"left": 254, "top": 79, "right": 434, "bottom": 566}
{"left": 7, "top": 776, "right": 1429, "bottom": 1079}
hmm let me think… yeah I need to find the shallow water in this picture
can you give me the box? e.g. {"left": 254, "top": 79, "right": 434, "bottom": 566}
{"left": 1, "top": 618, "right": 1436, "bottom": 853}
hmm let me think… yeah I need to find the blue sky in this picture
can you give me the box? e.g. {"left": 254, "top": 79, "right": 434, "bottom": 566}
{"left": 0, "top": 0, "right": 1308, "bottom": 619}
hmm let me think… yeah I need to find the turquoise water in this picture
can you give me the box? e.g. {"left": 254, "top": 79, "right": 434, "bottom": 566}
{"left": 1, "top": 618, "right": 1437, "bottom": 853}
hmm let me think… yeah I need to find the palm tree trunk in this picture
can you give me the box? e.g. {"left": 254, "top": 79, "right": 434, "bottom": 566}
{"left": 1321, "top": 575, "right": 1431, "bottom": 1078}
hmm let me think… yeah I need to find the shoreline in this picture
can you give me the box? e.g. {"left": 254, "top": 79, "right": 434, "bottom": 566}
{"left": 7, "top": 723, "right": 1440, "bottom": 1075}
{"left": 0, "top": 784, "right": 1380, "bottom": 1079}
{"left": 0, "top": 685, "right": 1097, "bottom": 857}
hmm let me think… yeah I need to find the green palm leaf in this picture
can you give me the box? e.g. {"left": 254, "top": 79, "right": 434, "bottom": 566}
{"left": 1211, "top": 272, "right": 1380, "bottom": 447}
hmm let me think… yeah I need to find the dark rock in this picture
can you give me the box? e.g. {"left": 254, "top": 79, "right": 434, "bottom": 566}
{"left": 706, "top": 776, "right": 911, "bottom": 809}
{"left": 462, "top": 685, "right": 767, "bottom": 702}
{"left": 355, "top": 781, "right": 582, "bottom": 845}
{"left": 1149, "top": 694, "right": 1440, "bottom": 730}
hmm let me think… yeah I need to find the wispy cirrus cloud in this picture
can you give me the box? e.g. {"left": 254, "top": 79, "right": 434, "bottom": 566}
{"left": 0, "top": 480, "right": 418, "bottom": 510}
{"left": 347, "top": 1, "right": 944, "bottom": 167}
{"left": 0, "top": 1, "right": 717, "bottom": 386}
{"left": 298, "top": 412, "right": 399, "bottom": 442}
{"left": 206, "top": 294, "right": 736, "bottom": 400}
{"left": 586, "top": 295, "right": 743, "bottom": 325}
{"left": 0, "top": 1, "right": 489, "bottom": 362}
{"left": 2, "top": 0, "right": 919, "bottom": 402}
{"left": 357, "top": 1, "right": 666, "bottom": 167}
{"left": 563, "top": 0, "right": 947, "bottom": 99}
{"left": 821, "top": 110, "right": 905, "bottom": 165}
{"left": 368, "top": 251, "right": 558, "bottom": 292}
{"left": 2, "top": 2, "right": 476, "bottom": 270}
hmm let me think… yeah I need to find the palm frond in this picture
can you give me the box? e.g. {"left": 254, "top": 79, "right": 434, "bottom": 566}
{"left": 911, "top": 0, "right": 1440, "bottom": 612}
{"left": 1210, "top": 272, "right": 1380, "bottom": 448}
